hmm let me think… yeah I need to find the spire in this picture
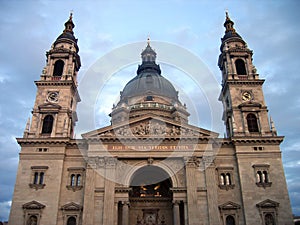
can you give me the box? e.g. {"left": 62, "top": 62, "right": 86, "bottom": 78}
{"left": 63, "top": 12, "right": 75, "bottom": 34}
{"left": 54, "top": 12, "right": 79, "bottom": 50}
{"left": 224, "top": 11, "right": 236, "bottom": 34}
{"left": 221, "top": 11, "right": 242, "bottom": 43}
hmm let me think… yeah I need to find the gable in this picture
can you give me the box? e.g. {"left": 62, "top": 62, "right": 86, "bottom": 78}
{"left": 256, "top": 199, "right": 279, "bottom": 208}
{"left": 23, "top": 200, "right": 45, "bottom": 209}
{"left": 219, "top": 201, "right": 241, "bottom": 210}
{"left": 82, "top": 114, "right": 218, "bottom": 139}
{"left": 61, "top": 202, "right": 82, "bottom": 211}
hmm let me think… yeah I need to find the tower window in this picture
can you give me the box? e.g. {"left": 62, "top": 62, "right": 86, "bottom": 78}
{"left": 253, "top": 164, "right": 272, "bottom": 188}
{"left": 42, "top": 115, "right": 54, "bottom": 134}
{"left": 67, "top": 167, "right": 85, "bottom": 191}
{"left": 217, "top": 167, "right": 235, "bottom": 190}
{"left": 53, "top": 60, "right": 64, "bottom": 76}
{"left": 235, "top": 59, "right": 247, "bottom": 75}
{"left": 29, "top": 166, "right": 48, "bottom": 189}
{"left": 33, "top": 172, "right": 39, "bottom": 184}
{"left": 247, "top": 113, "right": 259, "bottom": 132}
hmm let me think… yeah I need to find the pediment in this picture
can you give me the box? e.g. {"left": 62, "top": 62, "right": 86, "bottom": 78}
{"left": 23, "top": 200, "right": 45, "bottom": 209}
{"left": 61, "top": 202, "right": 82, "bottom": 211}
{"left": 219, "top": 201, "right": 241, "bottom": 210}
{"left": 82, "top": 114, "right": 218, "bottom": 139}
{"left": 38, "top": 102, "right": 61, "bottom": 110}
{"left": 256, "top": 199, "right": 279, "bottom": 208}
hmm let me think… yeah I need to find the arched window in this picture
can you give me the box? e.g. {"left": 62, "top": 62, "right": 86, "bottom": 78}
{"left": 226, "top": 173, "right": 232, "bottom": 185}
{"left": 76, "top": 174, "right": 81, "bottom": 186}
{"left": 27, "top": 215, "right": 38, "bottom": 225}
{"left": 53, "top": 60, "right": 64, "bottom": 76}
{"left": 226, "top": 215, "right": 236, "bottom": 225}
{"left": 39, "top": 172, "right": 44, "bottom": 184}
{"left": 263, "top": 171, "right": 269, "bottom": 183}
{"left": 33, "top": 172, "right": 39, "bottom": 184}
{"left": 220, "top": 173, "right": 225, "bottom": 185}
{"left": 71, "top": 174, "right": 75, "bottom": 186}
{"left": 257, "top": 171, "right": 262, "bottom": 183}
{"left": 247, "top": 113, "right": 259, "bottom": 132}
{"left": 42, "top": 115, "right": 54, "bottom": 134}
{"left": 235, "top": 59, "right": 247, "bottom": 75}
{"left": 67, "top": 216, "right": 77, "bottom": 225}
{"left": 265, "top": 213, "right": 275, "bottom": 225}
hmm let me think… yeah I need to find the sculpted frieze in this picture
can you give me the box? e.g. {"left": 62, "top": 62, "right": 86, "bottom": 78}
{"left": 98, "top": 120, "right": 201, "bottom": 137}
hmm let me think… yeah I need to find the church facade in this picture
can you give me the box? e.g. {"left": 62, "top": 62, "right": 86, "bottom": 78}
{"left": 9, "top": 13, "right": 293, "bottom": 225}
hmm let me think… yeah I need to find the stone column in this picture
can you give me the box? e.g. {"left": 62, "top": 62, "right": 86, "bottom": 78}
{"left": 122, "top": 201, "right": 129, "bottom": 225}
{"left": 173, "top": 200, "right": 180, "bottom": 225}
{"left": 103, "top": 157, "right": 117, "bottom": 225}
{"left": 184, "top": 157, "right": 199, "bottom": 225}
{"left": 203, "top": 156, "right": 221, "bottom": 225}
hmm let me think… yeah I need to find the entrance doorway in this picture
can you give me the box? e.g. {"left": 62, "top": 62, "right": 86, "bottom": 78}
{"left": 129, "top": 166, "right": 173, "bottom": 225}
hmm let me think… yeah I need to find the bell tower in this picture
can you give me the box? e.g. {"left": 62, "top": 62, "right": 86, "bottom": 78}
{"left": 218, "top": 12, "right": 276, "bottom": 138}
{"left": 24, "top": 13, "right": 81, "bottom": 139}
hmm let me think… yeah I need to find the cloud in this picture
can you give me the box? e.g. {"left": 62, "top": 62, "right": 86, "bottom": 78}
{"left": 0, "top": 201, "right": 11, "bottom": 221}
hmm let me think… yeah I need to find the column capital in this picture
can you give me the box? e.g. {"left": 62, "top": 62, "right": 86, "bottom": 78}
{"left": 184, "top": 156, "right": 199, "bottom": 168}
{"left": 172, "top": 200, "right": 181, "bottom": 205}
{"left": 121, "top": 201, "right": 130, "bottom": 206}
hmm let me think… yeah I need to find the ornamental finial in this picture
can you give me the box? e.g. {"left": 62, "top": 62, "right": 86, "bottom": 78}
{"left": 147, "top": 36, "right": 150, "bottom": 46}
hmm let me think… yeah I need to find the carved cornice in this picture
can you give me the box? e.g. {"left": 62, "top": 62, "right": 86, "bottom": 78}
{"left": 170, "top": 187, "right": 187, "bottom": 193}
{"left": 232, "top": 136, "right": 284, "bottom": 144}
{"left": 115, "top": 187, "right": 132, "bottom": 193}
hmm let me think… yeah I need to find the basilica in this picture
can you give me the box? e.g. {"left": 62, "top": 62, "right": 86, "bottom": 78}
{"left": 8, "top": 13, "right": 293, "bottom": 225}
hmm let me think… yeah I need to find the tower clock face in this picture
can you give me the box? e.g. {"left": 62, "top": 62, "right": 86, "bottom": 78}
{"left": 242, "top": 91, "right": 252, "bottom": 101}
{"left": 47, "top": 91, "right": 59, "bottom": 102}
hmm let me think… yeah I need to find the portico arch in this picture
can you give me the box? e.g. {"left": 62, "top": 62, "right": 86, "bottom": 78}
{"left": 130, "top": 165, "right": 173, "bottom": 198}
{"left": 122, "top": 160, "right": 180, "bottom": 188}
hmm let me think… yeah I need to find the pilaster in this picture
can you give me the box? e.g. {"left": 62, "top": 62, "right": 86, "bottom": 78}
{"left": 184, "top": 157, "right": 199, "bottom": 225}
{"left": 203, "top": 156, "right": 220, "bottom": 225}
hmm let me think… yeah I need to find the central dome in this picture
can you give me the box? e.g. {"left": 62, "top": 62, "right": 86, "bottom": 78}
{"left": 121, "top": 41, "right": 178, "bottom": 101}
{"left": 121, "top": 72, "right": 179, "bottom": 101}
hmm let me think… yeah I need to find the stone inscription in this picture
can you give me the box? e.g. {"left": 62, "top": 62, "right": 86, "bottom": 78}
{"left": 108, "top": 145, "right": 194, "bottom": 151}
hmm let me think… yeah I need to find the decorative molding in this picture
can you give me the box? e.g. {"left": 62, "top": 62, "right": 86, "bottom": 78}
{"left": 170, "top": 187, "right": 187, "bottom": 193}
{"left": 29, "top": 183, "right": 46, "bottom": 190}
{"left": 23, "top": 200, "right": 45, "bottom": 210}
{"left": 61, "top": 202, "right": 83, "bottom": 211}
{"left": 115, "top": 187, "right": 132, "bottom": 193}
{"left": 66, "top": 185, "right": 83, "bottom": 192}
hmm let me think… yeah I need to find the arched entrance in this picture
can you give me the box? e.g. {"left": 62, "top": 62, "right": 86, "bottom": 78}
{"left": 128, "top": 166, "right": 173, "bottom": 225}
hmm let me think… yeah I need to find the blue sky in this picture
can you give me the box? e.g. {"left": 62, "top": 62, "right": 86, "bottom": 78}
{"left": 1, "top": 0, "right": 300, "bottom": 221}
